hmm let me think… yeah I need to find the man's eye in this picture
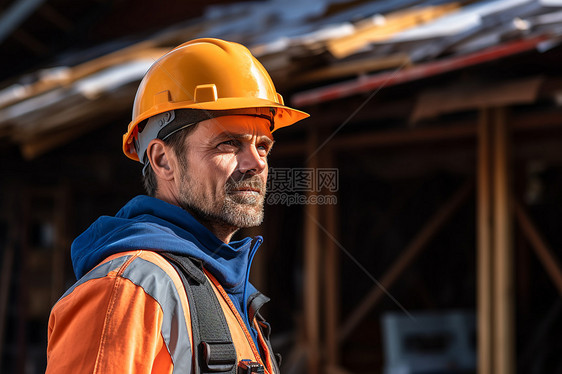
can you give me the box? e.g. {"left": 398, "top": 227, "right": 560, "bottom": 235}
{"left": 217, "top": 140, "right": 238, "bottom": 149}
{"left": 257, "top": 145, "right": 270, "bottom": 156}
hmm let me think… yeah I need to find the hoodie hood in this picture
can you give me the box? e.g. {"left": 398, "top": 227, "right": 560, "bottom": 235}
{"left": 71, "top": 195, "right": 261, "bottom": 308}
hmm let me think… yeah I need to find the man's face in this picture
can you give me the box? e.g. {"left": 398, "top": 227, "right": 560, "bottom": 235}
{"left": 174, "top": 115, "right": 274, "bottom": 229}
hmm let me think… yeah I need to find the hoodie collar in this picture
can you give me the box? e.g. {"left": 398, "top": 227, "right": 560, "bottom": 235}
{"left": 71, "top": 195, "right": 259, "bottom": 291}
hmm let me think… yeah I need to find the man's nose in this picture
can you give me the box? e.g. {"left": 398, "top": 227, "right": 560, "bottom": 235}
{"left": 237, "top": 144, "right": 267, "bottom": 175}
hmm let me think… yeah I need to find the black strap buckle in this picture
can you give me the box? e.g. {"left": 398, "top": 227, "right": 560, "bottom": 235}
{"left": 201, "top": 341, "right": 237, "bottom": 372}
{"left": 237, "top": 360, "right": 264, "bottom": 374}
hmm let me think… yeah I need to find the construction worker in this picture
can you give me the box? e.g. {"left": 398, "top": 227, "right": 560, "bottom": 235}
{"left": 46, "top": 38, "right": 308, "bottom": 373}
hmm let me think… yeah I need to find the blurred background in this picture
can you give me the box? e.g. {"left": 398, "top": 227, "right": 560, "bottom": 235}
{"left": 1, "top": 0, "right": 562, "bottom": 373}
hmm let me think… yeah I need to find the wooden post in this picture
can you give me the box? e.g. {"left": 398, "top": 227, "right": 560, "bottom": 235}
{"left": 477, "top": 107, "right": 515, "bottom": 374}
{"left": 477, "top": 108, "right": 494, "bottom": 374}
{"left": 323, "top": 149, "right": 340, "bottom": 368}
{"left": 492, "top": 107, "right": 514, "bottom": 374}
{"left": 304, "top": 128, "right": 321, "bottom": 374}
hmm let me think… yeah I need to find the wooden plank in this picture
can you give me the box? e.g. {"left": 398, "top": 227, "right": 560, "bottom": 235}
{"left": 492, "top": 107, "right": 515, "bottom": 374}
{"left": 292, "top": 35, "right": 549, "bottom": 107}
{"left": 326, "top": 3, "right": 462, "bottom": 58}
{"left": 339, "top": 181, "right": 472, "bottom": 342}
{"left": 0, "top": 45, "right": 166, "bottom": 111}
{"left": 292, "top": 54, "right": 411, "bottom": 87}
{"left": 9, "top": 81, "right": 137, "bottom": 136}
{"left": 68, "top": 46, "right": 167, "bottom": 83}
{"left": 477, "top": 108, "right": 494, "bottom": 374}
{"left": 514, "top": 199, "right": 562, "bottom": 296}
{"left": 304, "top": 129, "right": 321, "bottom": 374}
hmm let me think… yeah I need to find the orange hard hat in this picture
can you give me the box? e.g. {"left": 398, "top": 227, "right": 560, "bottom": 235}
{"left": 123, "top": 38, "right": 309, "bottom": 161}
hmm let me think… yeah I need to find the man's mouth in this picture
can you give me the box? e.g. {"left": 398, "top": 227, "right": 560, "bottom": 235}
{"left": 232, "top": 187, "right": 261, "bottom": 194}
{"left": 226, "top": 175, "right": 265, "bottom": 197}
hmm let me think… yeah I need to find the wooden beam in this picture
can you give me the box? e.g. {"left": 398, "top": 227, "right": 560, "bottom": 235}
{"left": 411, "top": 76, "right": 543, "bottom": 122}
{"left": 339, "top": 180, "right": 472, "bottom": 342}
{"left": 274, "top": 106, "right": 562, "bottom": 159}
{"left": 330, "top": 123, "right": 476, "bottom": 150}
{"left": 293, "top": 54, "right": 411, "bottom": 87}
{"left": 272, "top": 122, "right": 476, "bottom": 157}
{"left": 477, "top": 108, "right": 494, "bottom": 374}
{"left": 492, "top": 107, "right": 515, "bottom": 374}
{"left": 514, "top": 199, "right": 562, "bottom": 296}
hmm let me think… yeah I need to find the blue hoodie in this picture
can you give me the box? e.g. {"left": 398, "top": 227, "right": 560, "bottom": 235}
{"left": 71, "top": 195, "right": 263, "bottom": 344}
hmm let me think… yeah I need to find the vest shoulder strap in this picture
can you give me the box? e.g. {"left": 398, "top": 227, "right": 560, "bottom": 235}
{"left": 162, "top": 253, "right": 237, "bottom": 374}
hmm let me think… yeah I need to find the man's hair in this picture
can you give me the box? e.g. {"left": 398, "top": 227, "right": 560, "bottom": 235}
{"left": 142, "top": 123, "right": 198, "bottom": 196}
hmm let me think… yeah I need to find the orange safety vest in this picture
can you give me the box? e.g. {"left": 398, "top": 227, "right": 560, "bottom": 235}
{"left": 46, "top": 250, "right": 279, "bottom": 373}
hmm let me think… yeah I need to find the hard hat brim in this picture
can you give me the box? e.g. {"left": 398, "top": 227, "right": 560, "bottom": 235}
{"left": 123, "top": 98, "right": 309, "bottom": 161}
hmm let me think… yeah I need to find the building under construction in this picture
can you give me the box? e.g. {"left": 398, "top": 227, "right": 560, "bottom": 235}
{"left": 1, "top": 0, "right": 562, "bottom": 373}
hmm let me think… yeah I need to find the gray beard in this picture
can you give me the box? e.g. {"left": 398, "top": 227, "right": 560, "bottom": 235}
{"left": 177, "top": 173, "right": 265, "bottom": 229}
{"left": 220, "top": 193, "right": 265, "bottom": 227}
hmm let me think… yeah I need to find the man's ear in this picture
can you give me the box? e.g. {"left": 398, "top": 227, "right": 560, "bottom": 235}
{"left": 146, "top": 139, "right": 176, "bottom": 181}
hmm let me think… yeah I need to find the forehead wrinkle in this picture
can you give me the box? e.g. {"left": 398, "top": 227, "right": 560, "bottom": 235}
{"left": 214, "top": 131, "right": 274, "bottom": 145}
{"left": 203, "top": 115, "right": 272, "bottom": 139}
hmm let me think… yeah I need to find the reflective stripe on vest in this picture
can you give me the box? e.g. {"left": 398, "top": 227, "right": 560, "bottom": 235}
{"left": 67, "top": 252, "right": 192, "bottom": 373}
{"left": 71, "top": 250, "right": 276, "bottom": 374}
{"left": 122, "top": 256, "right": 192, "bottom": 373}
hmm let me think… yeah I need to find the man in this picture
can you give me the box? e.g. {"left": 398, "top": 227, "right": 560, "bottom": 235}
{"left": 46, "top": 38, "right": 308, "bottom": 373}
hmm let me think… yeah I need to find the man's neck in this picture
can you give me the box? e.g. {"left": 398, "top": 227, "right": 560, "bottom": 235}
{"left": 184, "top": 208, "right": 239, "bottom": 244}
{"left": 154, "top": 191, "right": 239, "bottom": 243}
{"left": 206, "top": 222, "right": 238, "bottom": 244}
